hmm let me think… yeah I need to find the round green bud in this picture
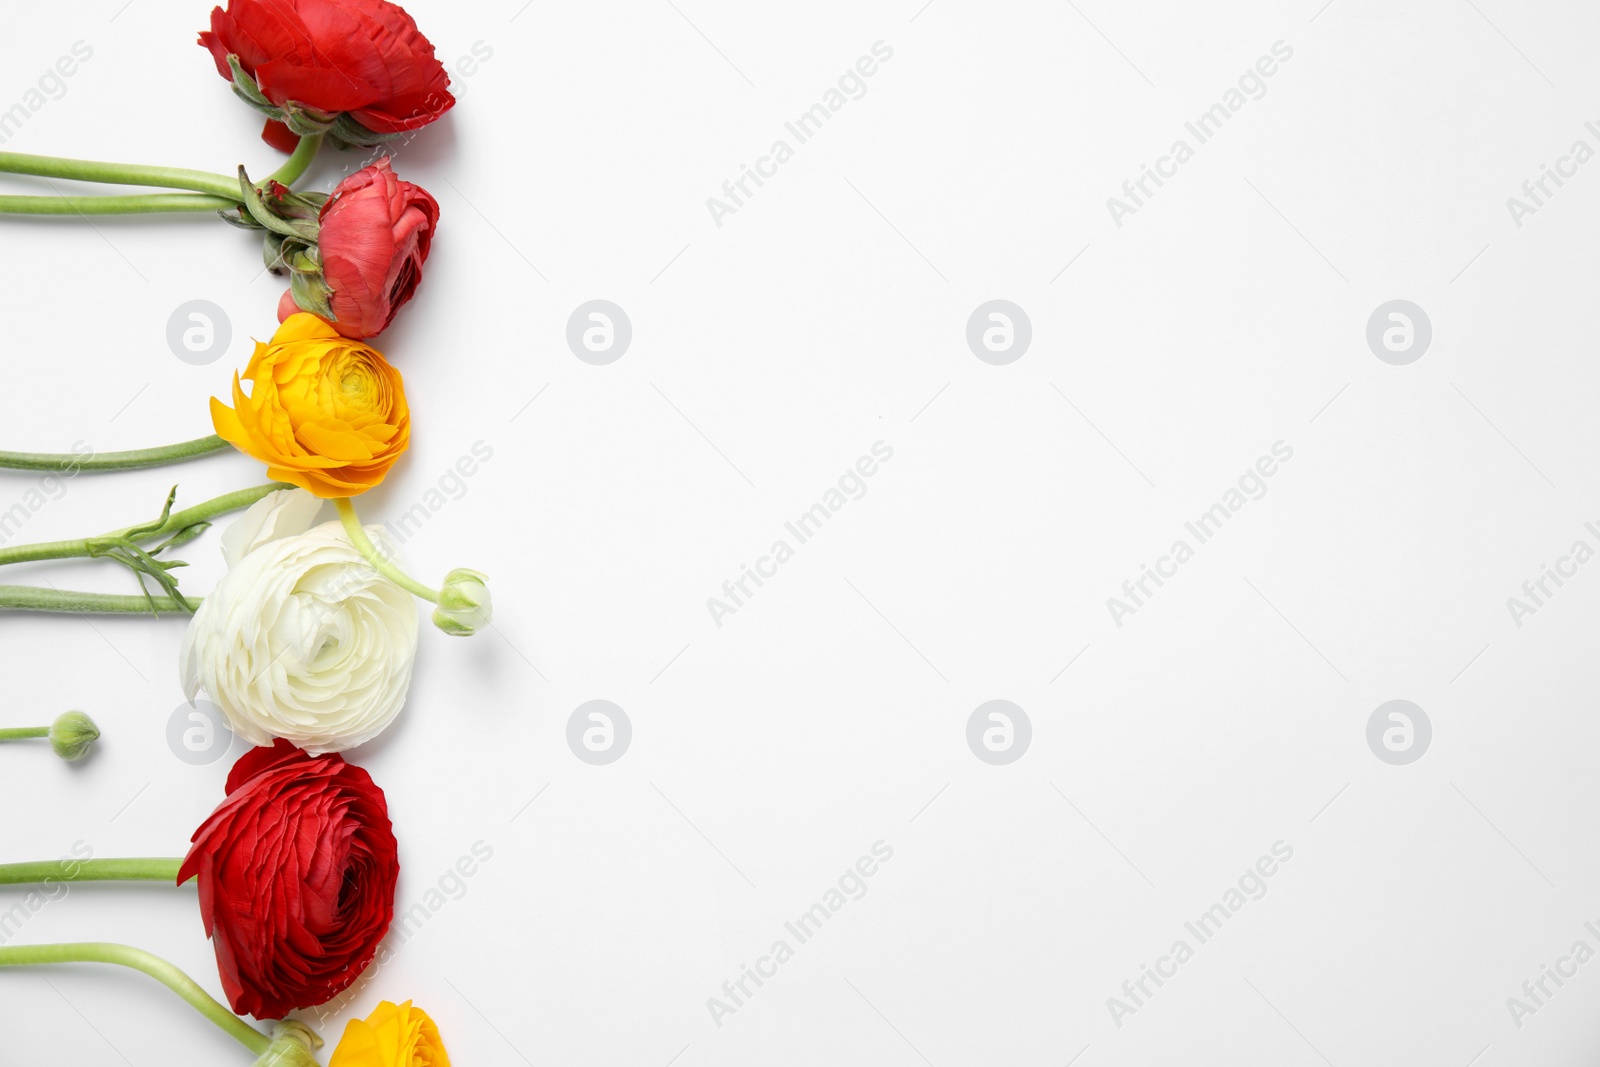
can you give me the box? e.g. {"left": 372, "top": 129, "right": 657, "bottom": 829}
{"left": 433, "top": 567, "right": 492, "bottom": 636}
{"left": 48, "top": 711, "right": 99, "bottom": 761}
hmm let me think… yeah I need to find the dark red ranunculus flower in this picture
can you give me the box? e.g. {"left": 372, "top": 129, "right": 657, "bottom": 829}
{"left": 199, "top": 0, "right": 455, "bottom": 147}
{"left": 276, "top": 158, "right": 439, "bottom": 338}
{"left": 178, "top": 739, "right": 399, "bottom": 1019}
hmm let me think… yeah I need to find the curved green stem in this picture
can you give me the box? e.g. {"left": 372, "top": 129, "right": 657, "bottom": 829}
{"left": 0, "top": 726, "right": 48, "bottom": 741}
{"left": 0, "top": 587, "right": 196, "bottom": 614}
{"left": 335, "top": 498, "right": 439, "bottom": 602}
{"left": 0, "top": 942, "right": 269, "bottom": 1054}
{"left": 0, "top": 434, "right": 231, "bottom": 473}
{"left": 0, "top": 193, "right": 239, "bottom": 216}
{"left": 0, "top": 152, "right": 242, "bottom": 199}
{"left": 0, "top": 857, "right": 183, "bottom": 884}
{"left": 266, "top": 133, "right": 324, "bottom": 187}
{"left": 0, "top": 483, "right": 289, "bottom": 568}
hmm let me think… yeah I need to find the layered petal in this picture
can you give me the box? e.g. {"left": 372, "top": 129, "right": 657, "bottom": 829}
{"left": 329, "top": 1000, "right": 450, "bottom": 1067}
{"left": 178, "top": 740, "right": 399, "bottom": 1019}
{"left": 198, "top": 0, "right": 454, "bottom": 146}
{"left": 211, "top": 314, "right": 409, "bottom": 497}
{"left": 180, "top": 516, "right": 419, "bottom": 754}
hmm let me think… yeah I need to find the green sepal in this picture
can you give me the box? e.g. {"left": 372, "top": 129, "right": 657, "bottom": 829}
{"left": 279, "top": 100, "right": 338, "bottom": 138}
{"left": 289, "top": 270, "right": 336, "bottom": 319}
{"left": 329, "top": 112, "right": 408, "bottom": 148}
{"left": 226, "top": 55, "right": 273, "bottom": 109}
{"left": 219, "top": 205, "right": 265, "bottom": 231}
{"left": 262, "top": 231, "right": 287, "bottom": 271}
{"left": 239, "top": 167, "right": 319, "bottom": 239}
{"left": 284, "top": 246, "right": 321, "bottom": 275}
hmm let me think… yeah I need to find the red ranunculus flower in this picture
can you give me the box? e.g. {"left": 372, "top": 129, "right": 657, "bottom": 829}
{"left": 178, "top": 739, "right": 399, "bottom": 1020}
{"left": 275, "top": 158, "right": 439, "bottom": 339}
{"left": 199, "top": 0, "right": 455, "bottom": 147}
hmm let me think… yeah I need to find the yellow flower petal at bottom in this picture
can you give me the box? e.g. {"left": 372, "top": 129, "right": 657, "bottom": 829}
{"left": 328, "top": 1000, "right": 449, "bottom": 1067}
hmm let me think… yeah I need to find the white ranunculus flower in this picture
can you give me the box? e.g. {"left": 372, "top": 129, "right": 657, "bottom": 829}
{"left": 180, "top": 488, "right": 419, "bottom": 754}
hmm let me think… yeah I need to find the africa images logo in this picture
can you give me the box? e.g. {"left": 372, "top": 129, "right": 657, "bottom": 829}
{"left": 1106, "top": 841, "right": 1294, "bottom": 1028}
{"left": 706, "top": 441, "right": 894, "bottom": 628}
{"left": 705, "top": 42, "right": 895, "bottom": 228}
{"left": 705, "top": 842, "right": 894, "bottom": 1028}
{"left": 1105, "top": 41, "right": 1293, "bottom": 228}
{"left": 1105, "top": 442, "right": 1294, "bottom": 627}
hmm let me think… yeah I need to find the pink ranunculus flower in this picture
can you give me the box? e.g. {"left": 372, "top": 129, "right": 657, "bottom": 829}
{"left": 277, "top": 158, "right": 439, "bottom": 340}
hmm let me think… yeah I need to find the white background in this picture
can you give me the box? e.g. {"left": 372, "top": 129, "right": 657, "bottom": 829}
{"left": 4, "top": 0, "right": 1600, "bottom": 1063}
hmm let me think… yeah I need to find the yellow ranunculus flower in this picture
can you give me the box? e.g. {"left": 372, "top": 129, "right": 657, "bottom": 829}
{"left": 211, "top": 313, "right": 410, "bottom": 499}
{"left": 328, "top": 1000, "right": 450, "bottom": 1067}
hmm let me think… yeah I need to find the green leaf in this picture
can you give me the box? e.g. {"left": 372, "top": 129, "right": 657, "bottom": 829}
{"left": 153, "top": 522, "right": 210, "bottom": 555}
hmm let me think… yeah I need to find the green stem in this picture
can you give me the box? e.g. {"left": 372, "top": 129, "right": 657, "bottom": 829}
{"left": 106, "top": 482, "right": 285, "bottom": 544}
{"left": 335, "top": 498, "right": 439, "bottom": 602}
{"left": 0, "top": 152, "right": 242, "bottom": 199}
{"left": 0, "top": 193, "right": 238, "bottom": 215}
{"left": 0, "top": 587, "right": 196, "bottom": 614}
{"left": 0, "top": 726, "right": 48, "bottom": 740}
{"left": 266, "top": 133, "right": 324, "bottom": 187}
{"left": 0, "top": 857, "right": 183, "bottom": 884}
{"left": 0, "top": 135, "right": 321, "bottom": 218}
{"left": 0, "top": 483, "right": 289, "bottom": 568}
{"left": 0, "top": 433, "right": 231, "bottom": 473}
{"left": 0, "top": 942, "right": 269, "bottom": 1054}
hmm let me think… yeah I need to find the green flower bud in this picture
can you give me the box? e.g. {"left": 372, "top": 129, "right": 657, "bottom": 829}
{"left": 433, "top": 568, "right": 492, "bottom": 636}
{"left": 48, "top": 711, "right": 99, "bottom": 761}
